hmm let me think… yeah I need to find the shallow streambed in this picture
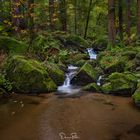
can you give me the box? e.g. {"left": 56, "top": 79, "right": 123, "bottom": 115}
{"left": 0, "top": 93, "right": 140, "bottom": 140}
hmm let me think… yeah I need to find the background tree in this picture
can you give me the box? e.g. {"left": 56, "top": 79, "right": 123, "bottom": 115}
{"left": 108, "top": 0, "right": 116, "bottom": 47}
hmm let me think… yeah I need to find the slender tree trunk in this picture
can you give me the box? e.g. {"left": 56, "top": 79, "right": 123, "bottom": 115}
{"left": 59, "top": 0, "right": 67, "bottom": 32}
{"left": 74, "top": 0, "right": 77, "bottom": 34}
{"left": 137, "top": 0, "right": 140, "bottom": 37}
{"left": 126, "top": 0, "right": 131, "bottom": 38}
{"left": 84, "top": 0, "right": 93, "bottom": 39}
{"left": 118, "top": 0, "right": 123, "bottom": 40}
{"left": 108, "top": 0, "right": 116, "bottom": 47}
{"left": 49, "top": 0, "right": 55, "bottom": 31}
{"left": 28, "top": 0, "right": 34, "bottom": 47}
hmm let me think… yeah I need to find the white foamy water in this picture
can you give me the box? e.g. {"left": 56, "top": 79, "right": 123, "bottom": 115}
{"left": 87, "top": 48, "right": 97, "bottom": 60}
{"left": 57, "top": 65, "right": 80, "bottom": 94}
{"left": 97, "top": 76, "right": 102, "bottom": 86}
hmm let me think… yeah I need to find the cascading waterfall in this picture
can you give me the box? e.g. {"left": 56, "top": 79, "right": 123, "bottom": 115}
{"left": 87, "top": 48, "right": 97, "bottom": 60}
{"left": 57, "top": 48, "right": 99, "bottom": 94}
{"left": 97, "top": 75, "right": 102, "bottom": 86}
{"left": 57, "top": 65, "right": 80, "bottom": 94}
{"left": 87, "top": 48, "right": 102, "bottom": 86}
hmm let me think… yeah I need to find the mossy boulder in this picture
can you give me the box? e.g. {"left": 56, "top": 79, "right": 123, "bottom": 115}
{"left": 71, "top": 62, "right": 99, "bottom": 86}
{"left": 5, "top": 55, "right": 57, "bottom": 94}
{"left": 101, "top": 72, "right": 137, "bottom": 96}
{"left": 132, "top": 84, "right": 140, "bottom": 106}
{"left": 83, "top": 83, "right": 101, "bottom": 92}
{"left": 99, "top": 55, "right": 126, "bottom": 74}
{"left": 65, "top": 35, "right": 89, "bottom": 52}
{"left": 44, "top": 62, "right": 65, "bottom": 86}
{"left": 67, "top": 53, "right": 89, "bottom": 64}
{"left": 0, "top": 36, "right": 27, "bottom": 55}
{"left": 75, "top": 60, "right": 86, "bottom": 67}
{"left": 135, "top": 53, "right": 140, "bottom": 66}
{"left": 121, "top": 50, "right": 137, "bottom": 60}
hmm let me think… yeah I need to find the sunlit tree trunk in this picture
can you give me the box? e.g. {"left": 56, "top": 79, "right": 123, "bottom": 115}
{"left": 108, "top": 0, "right": 116, "bottom": 47}
{"left": 59, "top": 0, "right": 67, "bottom": 32}
{"left": 137, "top": 0, "right": 140, "bottom": 37}
{"left": 84, "top": 0, "right": 93, "bottom": 39}
{"left": 49, "top": 0, "right": 55, "bottom": 31}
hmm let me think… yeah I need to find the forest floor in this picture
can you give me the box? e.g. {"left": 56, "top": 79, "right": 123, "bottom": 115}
{"left": 0, "top": 93, "right": 140, "bottom": 140}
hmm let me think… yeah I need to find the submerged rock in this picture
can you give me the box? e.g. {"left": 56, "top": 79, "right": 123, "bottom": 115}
{"left": 101, "top": 72, "right": 137, "bottom": 96}
{"left": 71, "top": 62, "right": 99, "bottom": 86}
{"left": 5, "top": 55, "right": 57, "bottom": 94}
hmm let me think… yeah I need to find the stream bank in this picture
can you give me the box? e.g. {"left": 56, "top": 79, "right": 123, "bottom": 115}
{"left": 0, "top": 93, "right": 140, "bottom": 140}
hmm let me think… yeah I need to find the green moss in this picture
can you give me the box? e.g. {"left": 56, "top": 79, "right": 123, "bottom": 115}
{"left": 66, "top": 35, "right": 89, "bottom": 48}
{"left": 132, "top": 87, "right": 140, "bottom": 106}
{"left": 101, "top": 82, "right": 112, "bottom": 94}
{"left": 99, "top": 54, "right": 126, "bottom": 74}
{"left": 0, "top": 36, "right": 27, "bottom": 55}
{"left": 5, "top": 55, "right": 57, "bottom": 93}
{"left": 101, "top": 72, "right": 137, "bottom": 96}
{"left": 71, "top": 62, "right": 99, "bottom": 86}
{"left": 83, "top": 83, "right": 101, "bottom": 92}
{"left": 81, "top": 62, "right": 98, "bottom": 80}
{"left": 44, "top": 62, "right": 65, "bottom": 86}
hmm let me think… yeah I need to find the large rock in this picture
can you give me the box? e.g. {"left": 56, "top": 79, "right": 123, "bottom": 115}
{"left": 99, "top": 55, "right": 126, "bottom": 74}
{"left": 101, "top": 72, "right": 137, "bottom": 96}
{"left": 44, "top": 62, "right": 65, "bottom": 86}
{"left": 5, "top": 55, "right": 57, "bottom": 94}
{"left": 83, "top": 83, "right": 101, "bottom": 92}
{"left": 0, "top": 36, "right": 27, "bottom": 54}
{"left": 132, "top": 84, "right": 140, "bottom": 107}
{"left": 71, "top": 62, "right": 99, "bottom": 86}
{"left": 135, "top": 53, "right": 140, "bottom": 66}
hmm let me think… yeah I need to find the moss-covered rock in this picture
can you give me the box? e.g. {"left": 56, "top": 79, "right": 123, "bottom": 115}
{"left": 83, "top": 83, "right": 101, "bottom": 92}
{"left": 101, "top": 72, "right": 137, "bottom": 96}
{"left": 121, "top": 50, "right": 137, "bottom": 60}
{"left": 44, "top": 62, "right": 65, "bottom": 86}
{"left": 135, "top": 53, "right": 140, "bottom": 66}
{"left": 132, "top": 83, "right": 140, "bottom": 106}
{"left": 67, "top": 53, "right": 89, "bottom": 64}
{"left": 75, "top": 60, "right": 86, "bottom": 67}
{"left": 0, "top": 36, "right": 27, "bottom": 55}
{"left": 71, "top": 62, "right": 99, "bottom": 86}
{"left": 5, "top": 55, "right": 57, "bottom": 94}
{"left": 99, "top": 55, "right": 126, "bottom": 74}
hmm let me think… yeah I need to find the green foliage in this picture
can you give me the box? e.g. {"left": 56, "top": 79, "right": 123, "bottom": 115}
{"left": 0, "top": 73, "right": 12, "bottom": 92}
{"left": 5, "top": 55, "right": 57, "bottom": 93}
{"left": 0, "top": 36, "right": 28, "bottom": 55}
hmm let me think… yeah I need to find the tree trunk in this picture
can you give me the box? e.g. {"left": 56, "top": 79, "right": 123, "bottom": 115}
{"left": 28, "top": 0, "right": 34, "bottom": 47}
{"left": 49, "top": 0, "right": 55, "bottom": 31}
{"left": 74, "top": 0, "right": 77, "bottom": 34}
{"left": 137, "top": 0, "right": 140, "bottom": 37}
{"left": 108, "top": 0, "right": 116, "bottom": 47}
{"left": 126, "top": 0, "right": 131, "bottom": 38}
{"left": 11, "top": 0, "right": 20, "bottom": 34}
{"left": 84, "top": 0, "right": 93, "bottom": 39}
{"left": 118, "top": 0, "right": 123, "bottom": 40}
{"left": 59, "top": 0, "right": 67, "bottom": 32}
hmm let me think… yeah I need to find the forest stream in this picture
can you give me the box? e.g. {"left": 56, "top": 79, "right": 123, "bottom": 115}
{"left": 0, "top": 93, "right": 140, "bottom": 140}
